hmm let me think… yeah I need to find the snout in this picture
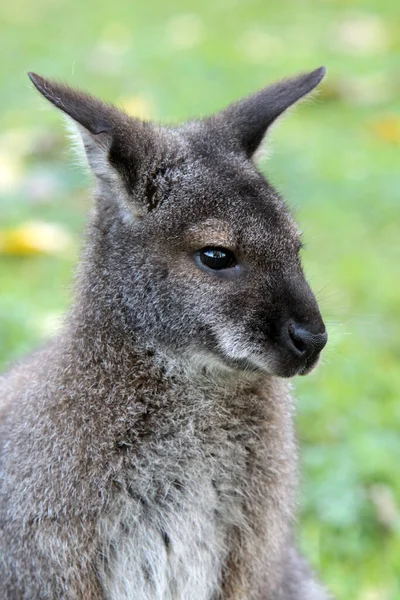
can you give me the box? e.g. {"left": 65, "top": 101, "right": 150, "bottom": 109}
{"left": 281, "top": 320, "right": 327, "bottom": 374}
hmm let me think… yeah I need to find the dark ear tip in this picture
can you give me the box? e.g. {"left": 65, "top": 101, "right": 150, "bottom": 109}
{"left": 313, "top": 66, "right": 326, "bottom": 82}
{"left": 28, "top": 72, "right": 46, "bottom": 91}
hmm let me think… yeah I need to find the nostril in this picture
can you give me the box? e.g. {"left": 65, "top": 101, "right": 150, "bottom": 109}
{"left": 288, "top": 322, "right": 308, "bottom": 355}
{"left": 286, "top": 322, "right": 327, "bottom": 358}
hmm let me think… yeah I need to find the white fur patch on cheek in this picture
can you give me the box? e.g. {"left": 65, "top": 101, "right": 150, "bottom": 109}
{"left": 217, "top": 328, "right": 255, "bottom": 361}
{"left": 214, "top": 324, "right": 276, "bottom": 374}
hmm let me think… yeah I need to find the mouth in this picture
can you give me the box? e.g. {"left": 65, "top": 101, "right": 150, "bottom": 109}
{"left": 215, "top": 351, "right": 321, "bottom": 379}
{"left": 296, "top": 353, "right": 321, "bottom": 376}
{"left": 239, "top": 347, "right": 323, "bottom": 378}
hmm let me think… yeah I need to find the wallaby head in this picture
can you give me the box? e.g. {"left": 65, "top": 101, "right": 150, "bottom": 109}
{"left": 29, "top": 68, "right": 327, "bottom": 379}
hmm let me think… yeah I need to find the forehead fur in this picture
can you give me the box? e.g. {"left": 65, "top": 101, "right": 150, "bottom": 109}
{"left": 134, "top": 129, "right": 301, "bottom": 263}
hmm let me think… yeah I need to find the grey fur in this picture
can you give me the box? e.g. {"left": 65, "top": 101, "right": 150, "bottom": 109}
{"left": 1, "top": 68, "right": 330, "bottom": 599}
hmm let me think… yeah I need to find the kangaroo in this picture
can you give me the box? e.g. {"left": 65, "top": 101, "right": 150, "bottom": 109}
{"left": 0, "top": 67, "right": 329, "bottom": 600}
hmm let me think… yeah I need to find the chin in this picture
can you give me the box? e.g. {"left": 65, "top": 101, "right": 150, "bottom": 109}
{"left": 297, "top": 355, "right": 321, "bottom": 376}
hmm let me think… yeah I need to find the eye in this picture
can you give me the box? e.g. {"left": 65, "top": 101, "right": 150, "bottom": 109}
{"left": 198, "top": 247, "right": 237, "bottom": 270}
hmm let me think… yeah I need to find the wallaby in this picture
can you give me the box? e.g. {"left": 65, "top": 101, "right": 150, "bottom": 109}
{"left": 0, "top": 67, "right": 329, "bottom": 600}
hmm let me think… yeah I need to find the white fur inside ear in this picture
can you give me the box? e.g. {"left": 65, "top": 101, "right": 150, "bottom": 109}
{"left": 63, "top": 116, "right": 144, "bottom": 223}
{"left": 251, "top": 114, "right": 282, "bottom": 165}
{"left": 252, "top": 141, "right": 272, "bottom": 164}
{"left": 63, "top": 117, "right": 91, "bottom": 173}
{"left": 251, "top": 109, "right": 287, "bottom": 165}
{"left": 253, "top": 87, "right": 321, "bottom": 165}
{"left": 63, "top": 117, "right": 113, "bottom": 180}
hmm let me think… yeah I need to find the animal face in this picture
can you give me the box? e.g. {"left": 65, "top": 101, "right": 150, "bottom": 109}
{"left": 29, "top": 68, "right": 327, "bottom": 378}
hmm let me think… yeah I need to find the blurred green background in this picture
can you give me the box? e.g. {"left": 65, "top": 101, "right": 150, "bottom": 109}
{"left": 1, "top": 0, "right": 399, "bottom": 597}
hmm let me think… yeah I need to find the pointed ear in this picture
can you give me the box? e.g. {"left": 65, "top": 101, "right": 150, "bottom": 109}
{"left": 210, "top": 66, "right": 326, "bottom": 158}
{"left": 27, "top": 73, "right": 151, "bottom": 189}
{"left": 28, "top": 73, "right": 117, "bottom": 176}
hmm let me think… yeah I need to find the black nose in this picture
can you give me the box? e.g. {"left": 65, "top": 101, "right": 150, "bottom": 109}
{"left": 285, "top": 321, "right": 327, "bottom": 359}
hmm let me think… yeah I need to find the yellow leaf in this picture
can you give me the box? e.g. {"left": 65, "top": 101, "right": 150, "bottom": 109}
{"left": 0, "top": 221, "right": 72, "bottom": 256}
{"left": 369, "top": 115, "right": 400, "bottom": 144}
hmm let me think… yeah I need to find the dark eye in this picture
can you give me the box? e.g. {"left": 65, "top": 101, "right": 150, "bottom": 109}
{"left": 198, "top": 247, "right": 237, "bottom": 270}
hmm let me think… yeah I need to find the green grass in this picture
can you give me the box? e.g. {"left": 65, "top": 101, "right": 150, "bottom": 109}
{"left": 1, "top": 0, "right": 400, "bottom": 597}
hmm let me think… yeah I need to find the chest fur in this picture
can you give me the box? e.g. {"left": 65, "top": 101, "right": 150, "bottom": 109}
{"left": 100, "top": 469, "right": 229, "bottom": 600}
{"left": 98, "top": 381, "right": 296, "bottom": 600}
